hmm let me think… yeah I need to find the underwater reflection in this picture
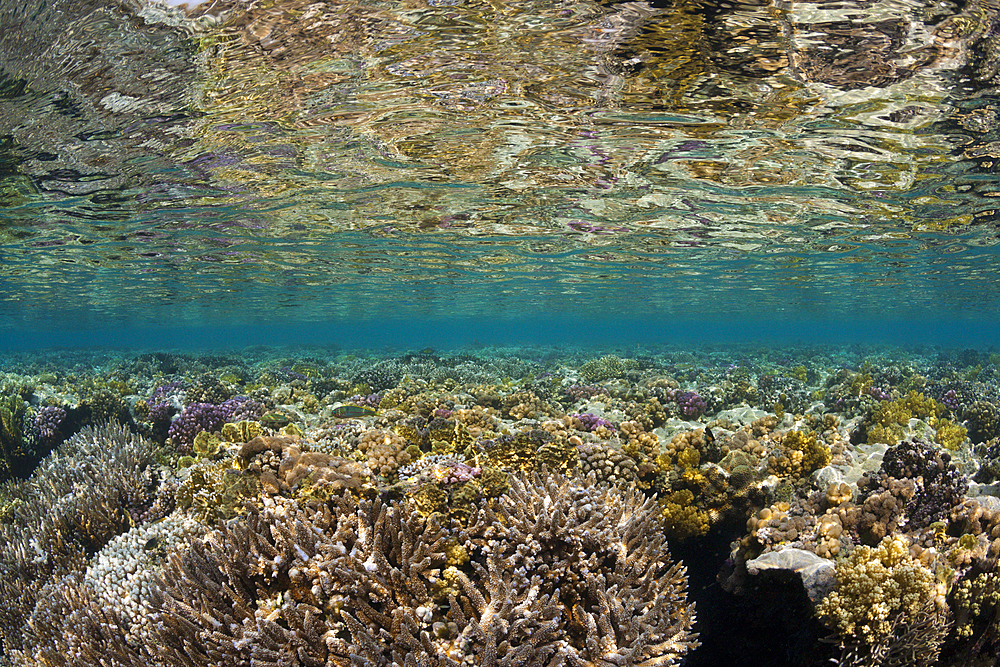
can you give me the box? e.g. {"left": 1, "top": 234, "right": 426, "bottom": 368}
{"left": 0, "top": 0, "right": 998, "bottom": 321}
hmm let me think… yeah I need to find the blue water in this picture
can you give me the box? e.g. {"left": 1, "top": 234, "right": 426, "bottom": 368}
{"left": 1, "top": 316, "right": 999, "bottom": 351}
{"left": 0, "top": 0, "right": 998, "bottom": 351}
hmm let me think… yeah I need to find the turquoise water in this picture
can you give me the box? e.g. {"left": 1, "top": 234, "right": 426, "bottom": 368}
{"left": 1, "top": 0, "right": 998, "bottom": 347}
{"left": 3, "top": 1, "right": 1000, "bottom": 666}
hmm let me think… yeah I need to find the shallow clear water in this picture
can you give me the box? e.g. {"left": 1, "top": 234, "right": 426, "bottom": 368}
{"left": 1, "top": 0, "right": 999, "bottom": 346}
{"left": 4, "top": 4, "right": 1000, "bottom": 663}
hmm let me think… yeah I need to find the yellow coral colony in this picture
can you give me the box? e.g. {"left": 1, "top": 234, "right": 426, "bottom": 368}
{"left": 816, "top": 536, "right": 945, "bottom": 642}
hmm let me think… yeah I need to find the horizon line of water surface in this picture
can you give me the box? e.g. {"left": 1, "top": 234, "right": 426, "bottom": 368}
{"left": 1, "top": 317, "right": 998, "bottom": 352}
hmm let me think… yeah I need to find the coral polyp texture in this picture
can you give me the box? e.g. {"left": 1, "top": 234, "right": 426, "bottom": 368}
{"left": 2, "top": 343, "right": 1000, "bottom": 665}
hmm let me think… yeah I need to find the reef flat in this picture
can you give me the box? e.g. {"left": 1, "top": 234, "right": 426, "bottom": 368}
{"left": 1, "top": 343, "right": 999, "bottom": 667}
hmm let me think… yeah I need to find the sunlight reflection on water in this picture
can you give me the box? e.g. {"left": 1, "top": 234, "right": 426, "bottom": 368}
{"left": 0, "top": 0, "right": 998, "bottom": 325}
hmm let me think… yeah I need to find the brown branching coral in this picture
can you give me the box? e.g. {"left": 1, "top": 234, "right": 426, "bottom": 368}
{"left": 146, "top": 470, "right": 697, "bottom": 667}
{"left": 151, "top": 493, "right": 449, "bottom": 667}
{"left": 458, "top": 471, "right": 699, "bottom": 666}
{"left": 0, "top": 422, "right": 157, "bottom": 659}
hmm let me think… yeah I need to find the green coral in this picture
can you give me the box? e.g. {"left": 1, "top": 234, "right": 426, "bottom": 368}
{"left": 868, "top": 391, "right": 946, "bottom": 445}
{"left": 83, "top": 388, "right": 131, "bottom": 424}
{"left": 176, "top": 458, "right": 261, "bottom": 525}
{"left": 480, "top": 428, "right": 569, "bottom": 473}
{"left": 0, "top": 494, "right": 22, "bottom": 524}
{"left": 660, "top": 489, "right": 710, "bottom": 540}
{"left": 579, "top": 355, "right": 637, "bottom": 382}
{"left": 394, "top": 423, "right": 427, "bottom": 448}
{"left": 782, "top": 429, "right": 832, "bottom": 474}
{"left": 953, "top": 570, "right": 1000, "bottom": 639}
{"left": 849, "top": 373, "right": 873, "bottom": 398}
{"left": 816, "top": 536, "right": 939, "bottom": 642}
{"left": 935, "top": 419, "right": 968, "bottom": 450}
{"left": 192, "top": 431, "right": 225, "bottom": 458}
{"left": 220, "top": 420, "right": 264, "bottom": 443}
{"left": 409, "top": 482, "right": 448, "bottom": 518}
{"left": 0, "top": 395, "right": 28, "bottom": 483}
{"left": 535, "top": 439, "right": 579, "bottom": 473}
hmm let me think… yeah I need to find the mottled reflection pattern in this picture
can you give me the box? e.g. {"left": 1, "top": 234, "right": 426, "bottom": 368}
{"left": 0, "top": 0, "right": 998, "bottom": 323}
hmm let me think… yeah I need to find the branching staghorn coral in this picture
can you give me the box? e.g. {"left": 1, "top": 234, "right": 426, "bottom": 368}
{"left": 150, "top": 493, "right": 449, "bottom": 667}
{"left": 0, "top": 422, "right": 157, "bottom": 661}
{"left": 147, "top": 471, "right": 697, "bottom": 667}
{"left": 457, "top": 471, "right": 699, "bottom": 666}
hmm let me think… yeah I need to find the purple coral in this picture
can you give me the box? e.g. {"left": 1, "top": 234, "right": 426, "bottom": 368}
{"left": 220, "top": 395, "right": 265, "bottom": 422}
{"left": 675, "top": 390, "right": 707, "bottom": 419}
{"left": 348, "top": 393, "right": 382, "bottom": 410}
{"left": 151, "top": 381, "right": 185, "bottom": 402}
{"left": 167, "top": 396, "right": 264, "bottom": 447}
{"left": 441, "top": 461, "right": 482, "bottom": 485}
{"left": 33, "top": 406, "right": 66, "bottom": 445}
{"left": 148, "top": 401, "right": 177, "bottom": 426}
{"left": 866, "top": 386, "right": 891, "bottom": 402}
{"left": 570, "top": 412, "right": 616, "bottom": 433}
{"left": 941, "top": 389, "right": 960, "bottom": 414}
{"left": 167, "top": 402, "right": 225, "bottom": 446}
{"left": 398, "top": 455, "right": 481, "bottom": 485}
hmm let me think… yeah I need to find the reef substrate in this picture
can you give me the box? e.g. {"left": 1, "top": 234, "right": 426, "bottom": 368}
{"left": 1, "top": 343, "right": 1000, "bottom": 667}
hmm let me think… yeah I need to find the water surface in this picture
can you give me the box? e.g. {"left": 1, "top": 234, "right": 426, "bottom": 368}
{"left": 1, "top": 0, "right": 998, "bottom": 339}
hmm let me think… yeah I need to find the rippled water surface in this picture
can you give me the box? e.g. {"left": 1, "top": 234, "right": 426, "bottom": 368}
{"left": 1, "top": 0, "right": 999, "bottom": 333}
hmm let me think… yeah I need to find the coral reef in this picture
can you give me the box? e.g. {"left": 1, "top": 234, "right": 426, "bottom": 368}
{"left": 2, "top": 344, "right": 1000, "bottom": 665}
{"left": 149, "top": 471, "right": 698, "bottom": 667}
{"left": 0, "top": 395, "right": 30, "bottom": 483}
{"left": 966, "top": 400, "right": 1000, "bottom": 444}
{"left": 0, "top": 422, "right": 158, "bottom": 661}
{"left": 853, "top": 438, "right": 968, "bottom": 542}
{"left": 816, "top": 536, "right": 950, "bottom": 666}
